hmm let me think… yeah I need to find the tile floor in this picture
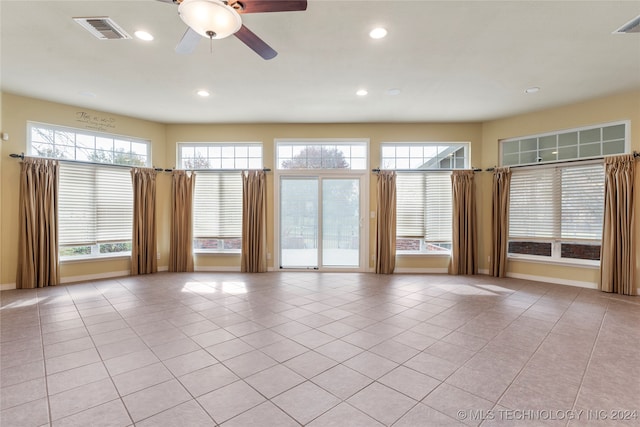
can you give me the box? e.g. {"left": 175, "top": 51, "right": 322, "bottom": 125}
{"left": 1, "top": 272, "right": 639, "bottom": 426}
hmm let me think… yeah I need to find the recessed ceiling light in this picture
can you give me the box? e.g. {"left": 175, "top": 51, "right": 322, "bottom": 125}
{"left": 369, "top": 27, "right": 387, "bottom": 39}
{"left": 134, "top": 30, "right": 154, "bottom": 41}
{"left": 386, "top": 88, "right": 401, "bottom": 96}
{"left": 525, "top": 87, "right": 540, "bottom": 94}
{"left": 197, "top": 90, "right": 210, "bottom": 97}
{"left": 356, "top": 89, "right": 368, "bottom": 96}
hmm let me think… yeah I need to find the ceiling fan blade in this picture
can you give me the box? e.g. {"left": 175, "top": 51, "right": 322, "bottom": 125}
{"left": 234, "top": 25, "right": 277, "bottom": 60}
{"left": 175, "top": 27, "right": 201, "bottom": 54}
{"left": 235, "top": 0, "right": 307, "bottom": 13}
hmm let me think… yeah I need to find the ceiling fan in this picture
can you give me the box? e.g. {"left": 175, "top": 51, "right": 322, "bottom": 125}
{"left": 157, "top": 0, "right": 307, "bottom": 59}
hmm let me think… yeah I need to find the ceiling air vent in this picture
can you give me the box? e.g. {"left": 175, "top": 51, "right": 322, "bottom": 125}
{"left": 74, "top": 17, "right": 132, "bottom": 40}
{"left": 613, "top": 15, "right": 640, "bottom": 34}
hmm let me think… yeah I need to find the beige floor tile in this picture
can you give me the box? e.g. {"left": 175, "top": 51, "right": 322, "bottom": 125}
{"left": 222, "top": 401, "right": 299, "bottom": 427}
{"left": 198, "top": 380, "right": 266, "bottom": 424}
{"left": 311, "top": 364, "right": 373, "bottom": 400}
{"left": 136, "top": 400, "right": 214, "bottom": 427}
{"left": 122, "top": 379, "right": 192, "bottom": 422}
{"left": 272, "top": 381, "right": 341, "bottom": 424}
{"left": 52, "top": 399, "right": 132, "bottom": 427}
{"left": 244, "top": 364, "right": 305, "bottom": 398}
{"left": 347, "top": 382, "right": 417, "bottom": 425}
{"left": 178, "top": 363, "right": 240, "bottom": 397}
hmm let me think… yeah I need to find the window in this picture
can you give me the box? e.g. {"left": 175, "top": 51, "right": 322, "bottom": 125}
{"left": 381, "top": 143, "right": 468, "bottom": 169}
{"left": 178, "top": 143, "right": 262, "bottom": 169}
{"left": 58, "top": 164, "right": 133, "bottom": 259}
{"left": 396, "top": 173, "right": 452, "bottom": 254}
{"left": 193, "top": 173, "right": 243, "bottom": 252}
{"left": 501, "top": 122, "right": 628, "bottom": 166}
{"left": 28, "top": 122, "right": 149, "bottom": 166}
{"left": 382, "top": 142, "right": 469, "bottom": 254}
{"left": 508, "top": 163, "right": 604, "bottom": 263}
{"left": 27, "top": 123, "right": 150, "bottom": 260}
{"left": 179, "top": 142, "right": 263, "bottom": 253}
{"left": 277, "top": 141, "right": 367, "bottom": 170}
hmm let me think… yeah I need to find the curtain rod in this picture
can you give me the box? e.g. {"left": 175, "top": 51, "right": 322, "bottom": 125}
{"left": 372, "top": 167, "right": 482, "bottom": 173}
{"left": 8, "top": 153, "right": 271, "bottom": 173}
{"left": 485, "top": 151, "right": 640, "bottom": 172}
{"left": 168, "top": 168, "right": 271, "bottom": 173}
{"left": 9, "top": 153, "right": 168, "bottom": 172}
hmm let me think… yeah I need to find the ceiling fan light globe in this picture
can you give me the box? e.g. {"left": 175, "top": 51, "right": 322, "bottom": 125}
{"left": 178, "top": 0, "right": 242, "bottom": 39}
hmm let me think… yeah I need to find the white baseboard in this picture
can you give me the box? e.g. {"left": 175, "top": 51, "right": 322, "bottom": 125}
{"left": 394, "top": 267, "right": 449, "bottom": 274}
{"left": 194, "top": 266, "right": 242, "bottom": 272}
{"left": 1, "top": 283, "right": 17, "bottom": 291}
{"left": 60, "top": 269, "right": 131, "bottom": 284}
{"left": 478, "top": 268, "right": 490, "bottom": 275}
{"left": 505, "top": 272, "right": 598, "bottom": 289}
{"left": 158, "top": 266, "right": 168, "bottom": 272}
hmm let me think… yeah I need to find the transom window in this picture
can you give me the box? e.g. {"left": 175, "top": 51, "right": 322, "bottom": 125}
{"left": 381, "top": 143, "right": 469, "bottom": 169}
{"left": 277, "top": 141, "right": 367, "bottom": 170}
{"left": 178, "top": 143, "right": 262, "bottom": 169}
{"left": 501, "top": 121, "right": 628, "bottom": 167}
{"left": 28, "top": 122, "right": 150, "bottom": 166}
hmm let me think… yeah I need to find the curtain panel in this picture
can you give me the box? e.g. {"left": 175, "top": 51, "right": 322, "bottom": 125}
{"left": 450, "top": 170, "right": 477, "bottom": 275}
{"left": 241, "top": 170, "right": 268, "bottom": 273}
{"left": 375, "top": 170, "right": 396, "bottom": 274}
{"left": 16, "top": 157, "right": 60, "bottom": 288}
{"left": 491, "top": 167, "right": 511, "bottom": 277}
{"left": 169, "top": 170, "right": 195, "bottom": 272}
{"left": 600, "top": 154, "right": 636, "bottom": 295}
{"left": 131, "top": 168, "right": 157, "bottom": 275}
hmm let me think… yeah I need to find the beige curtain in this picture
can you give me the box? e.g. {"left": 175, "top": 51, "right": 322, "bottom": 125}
{"left": 491, "top": 167, "right": 511, "bottom": 277}
{"left": 131, "top": 168, "right": 157, "bottom": 275}
{"left": 375, "top": 171, "right": 396, "bottom": 274}
{"left": 600, "top": 154, "right": 636, "bottom": 295}
{"left": 169, "top": 170, "right": 195, "bottom": 272}
{"left": 16, "top": 157, "right": 60, "bottom": 288}
{"left": 450, "top": 170, "right": 477, "bottom": 275}
{"left": 241, "top": 170, "right": 267, "bottom": 273}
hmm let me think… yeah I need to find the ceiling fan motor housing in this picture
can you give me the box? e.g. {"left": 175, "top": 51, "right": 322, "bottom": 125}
{"left": 178, "top": 0, "right": 242, "bottom": 39}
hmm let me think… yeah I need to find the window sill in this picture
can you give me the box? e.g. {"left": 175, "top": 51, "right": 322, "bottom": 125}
{"left": 60, "top": 253, "right": 131, "bottom": 263}
{"left": 397, "top": 252, "right": 451, "bottom": 257}
{"left": 194, "top": 251, "right": 241, "bottom": 256}
{"left": 507, "top": 255, "right": 599, "bottom": 269}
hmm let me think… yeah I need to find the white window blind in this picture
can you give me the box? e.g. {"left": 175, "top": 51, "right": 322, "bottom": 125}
{"left": 59, "top": 163, "right": 133, "bottom": 246}
{"left": 561, "top": 164, "right": 604, "bottom": 240}
{"left": 509, "top": 168, "right": 556, "bottom": 239}
{"left": 193, "top": 172, "right": 242, "bottom": 239}
{"left": 509, "top": 163, "right": 604, "bottom": 242}
{"left": 396, "top": 172, "right": 452, "bottom": 243}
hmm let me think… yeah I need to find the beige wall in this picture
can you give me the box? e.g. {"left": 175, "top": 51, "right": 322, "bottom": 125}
{"left": 479, "top": 90, "right": 640, "bottom": 289}
{"left": 166, "top": 122, "right": 483, "bottom": 271}
{"left": 1, "top": 90, "right": 639, "bottom": 291}
{"left": 0, "top": 93, "right": 168, "bottom": 286}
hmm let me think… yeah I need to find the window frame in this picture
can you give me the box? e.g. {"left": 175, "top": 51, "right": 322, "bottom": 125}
{"left": 499, "top": 121, "right": 629, "bottom": 167}
{"left": 507, "top": 161, "right": 605, "bottom": 267}
{"left": 276, "top": 139, "right": 368, "bottom": 171}
{"left": 177, "top": 142, "right": 264, "bottom": 254}
{"left": 381, "top": 142, "right": 470, "bottom": 255}
{"left": 26, "top": 122, "right": 149, "bottom": 262}
{"left": 27, "top": 121, "right": 151, "bottom": 167}
{"left": 177, "top": 142, "right": 263, "bottom": 170}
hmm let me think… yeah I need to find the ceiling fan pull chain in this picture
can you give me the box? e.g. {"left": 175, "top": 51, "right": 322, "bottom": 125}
{"left": 206, "top": 30, "right": 215, "bottom": 54}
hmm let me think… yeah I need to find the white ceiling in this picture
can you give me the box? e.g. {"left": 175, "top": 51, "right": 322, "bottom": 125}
{"left": 1, "top": 0, "right": 639, "bottom": 124}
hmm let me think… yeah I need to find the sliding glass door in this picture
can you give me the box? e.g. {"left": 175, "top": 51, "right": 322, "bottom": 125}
{"left": 279, "top": 176, "right": 362, "bottom": 270}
